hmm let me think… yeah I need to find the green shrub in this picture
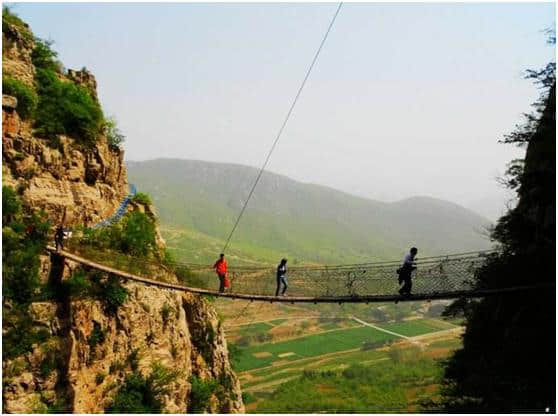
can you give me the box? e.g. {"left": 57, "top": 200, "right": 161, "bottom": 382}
{"left": 107, "top": 363, "right": 178, "bottom": 413}
{"left": 31, "top": 38, "right": 61, "bottom": 73}
{"left": 3, "top": 185, "right": 21, "bottom": 223}
{"left": 109, "top": 360, "right": 126, "bottom": 375}
{"left": 103, "top": 117, "right": 125, "bottom": 149}
{"left": 46, "top": 395, "right": 71, "bottom": 414}
{"left": 126, "top": 348, "right": 140, "bottom": 372}
{"left": 96, "top": 372, "right": 106, "bottom": 385}
{"left": 227, "top": 343, "right": 241, "bottom": 361}
{"left": 3, "top": 326, "right": 50, "bottom": 360}
{"left": 361, "top": 340, "right": 385, "bottom": 351}
{"left": 188, "top": 376, "right": 218, "bottom": 413}
{"left": 34, "top": 68, "right": 103, "bottom": 146}
{"left": 4, "top": 358, "right": 27, "bottom": 378}
{"left": 81, "top": 211, "right": 157, "bottom": 258}
{"left": 2, "top": 76, "right": 38, "bottom": 119}
{"left": 2, "top": 187, "right": 50, "bottom": 306}
{"left": 107, "top": 372, "right": 153, "bottom": 413}
{"left": 161, "top": 303, "right": 175, "bottom": 325}
{"left": 3, "top": 306, "right": 50, "bottom": 359}
{"left": 59, "top": 270, "right": 92, "bottom": 299}
{"left": 191, "top": 323, "right": 216, "bottom": 365}
{"left": 39, "top": 345, "right": 59, "bottom": 378}
{"left": 131, "top": 192, "right": 151, "bottom": 206}
{"left": 119, "top": 211, "right": 157, "bottom": 256}
{"left": 88, "top": 322, "right": 106, "bottom": 351}
{"left": 236, "top": 336, "right": 251, "bottom": 347}
{"left": 99, "top": 275, "right": 129, "bottom": 314}
{"left": 2, "top": 6, "right": 33, "bottom": 43}
{"left": 242, "top": 392, "right": 255, "bottom": 405}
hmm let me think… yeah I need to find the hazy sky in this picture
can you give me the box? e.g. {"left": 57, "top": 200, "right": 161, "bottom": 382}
{"left": 13, "top": 2, "right": 555, "bottom": 219}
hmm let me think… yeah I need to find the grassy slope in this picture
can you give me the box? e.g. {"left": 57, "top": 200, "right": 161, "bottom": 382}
{"left": 127, "top": 158, "right": 492, "bottom": 265}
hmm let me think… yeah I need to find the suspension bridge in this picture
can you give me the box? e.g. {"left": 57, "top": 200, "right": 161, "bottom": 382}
{"left": 46, "top": 246, "right": 553, "bottom": 303}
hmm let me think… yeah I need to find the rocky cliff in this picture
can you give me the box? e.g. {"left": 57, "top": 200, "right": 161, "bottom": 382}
{"left": 4, "top": 261, "right": 244, "bottom": 413}
{"left": 2, "top": 11, "right": 243, "bottom": 413}
{"left": 2, "top": 8, "right": 130, "bottom": 228}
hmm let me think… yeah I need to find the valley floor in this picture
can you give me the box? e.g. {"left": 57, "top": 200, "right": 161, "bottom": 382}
{"left": 215, "top": 299, "right": 463, "bottom": 412}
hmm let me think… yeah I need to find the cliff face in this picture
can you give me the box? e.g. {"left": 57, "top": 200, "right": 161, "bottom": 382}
{"left": 2, "top": 15, "right": 243, "bottom": 413}
{"left": 2, "top": 17, "right": 34, "bottom": 86}
{"left": 2, "top": 12, "right": 128, "bottom": 228}
{"left": 3, "top": 260, "right": 243, "bottom": 413}
{"left": 2, "top": 112, "right": 128, "bottom": 228}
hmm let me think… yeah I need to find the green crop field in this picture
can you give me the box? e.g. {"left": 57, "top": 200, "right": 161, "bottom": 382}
{"left": 242, "top": 349, "right": 388, "bottom": 389}
{"left": 232, "top": 326, "right": 397, "bottom": 371}
{"left": 377, "top": 319, "right": 456, "bottom": 337}
{"left": 227, "top": 322, "right": 273, "bottom": 337}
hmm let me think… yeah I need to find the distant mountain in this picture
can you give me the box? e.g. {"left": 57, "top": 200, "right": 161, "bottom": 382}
{"left": 127, "top": 159, "right": 492, "bottom": 264}
{"left": 465, "top": 194, "right": 517, "bottom": 222}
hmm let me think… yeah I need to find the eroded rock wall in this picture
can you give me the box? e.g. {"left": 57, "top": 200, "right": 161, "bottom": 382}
{"left": 3, "top": 260, "right": 244, "bottom": 414}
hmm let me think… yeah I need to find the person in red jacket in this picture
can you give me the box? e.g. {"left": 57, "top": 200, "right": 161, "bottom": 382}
{"left": 213, "top": 253, "right": 227, "bottom": 293}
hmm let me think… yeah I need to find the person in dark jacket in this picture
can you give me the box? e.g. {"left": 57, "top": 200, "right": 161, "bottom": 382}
{"left": 398, "top": 247, "right": 418, "bottom": 297}
{"left": 55, "top": 224, "right": 65, "bottom": 251}
{"left": 275, "top": 258, "right": 288, "bottom": 296}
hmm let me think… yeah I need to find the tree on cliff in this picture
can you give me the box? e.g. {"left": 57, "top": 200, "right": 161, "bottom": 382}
{"left": 439, "top": 37, "right": 555, "bottom": 412}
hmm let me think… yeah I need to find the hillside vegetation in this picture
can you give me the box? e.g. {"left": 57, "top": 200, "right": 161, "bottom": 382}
{"left": 128, "top": 159, "right": 492, "bottom": 264}
{"left": 439, "top": 50, "right": 555, "bottom": 411}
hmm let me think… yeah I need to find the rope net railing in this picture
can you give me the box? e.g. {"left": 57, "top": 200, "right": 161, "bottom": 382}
{"left": 220, "top": 254, "right": 488, "bottom": 298}
{"left": 51, "top": 244, "right": 507, "bottom": 301}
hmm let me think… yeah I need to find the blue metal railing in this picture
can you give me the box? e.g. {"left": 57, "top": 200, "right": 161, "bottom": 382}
{"left": 92, "top": 183, "right": 137, "bottom": 229}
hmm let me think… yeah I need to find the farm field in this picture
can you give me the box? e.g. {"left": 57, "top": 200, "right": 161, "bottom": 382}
{"left": 232, "top": 325, "right": 398, "bottom": 371}
{"left": 218, "top": 298, "right": 463, "bottom": 411}
{"left": 241, "top": 332, "right": 463, "bottom": 412}
{"left": 376, "top": 318, "right": 456, "bottom": 337}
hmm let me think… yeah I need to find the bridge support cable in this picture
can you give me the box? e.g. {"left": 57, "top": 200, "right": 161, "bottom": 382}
{"left": 222, "top": 3, "right": 344, "bottom": 252}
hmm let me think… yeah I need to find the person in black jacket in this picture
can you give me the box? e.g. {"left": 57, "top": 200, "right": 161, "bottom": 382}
{"left": 55, "top": 224, "right": 65, "bottom": 251}
{"left": 275, "top": 258, "right": 288, "bottom": 296}
{"left": 398, "top": 247, "right": 418, "bottom": 297}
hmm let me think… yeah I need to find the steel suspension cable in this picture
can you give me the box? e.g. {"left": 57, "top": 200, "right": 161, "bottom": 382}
{"left": 222, "top": 3, "right": 343, "bottom": 252}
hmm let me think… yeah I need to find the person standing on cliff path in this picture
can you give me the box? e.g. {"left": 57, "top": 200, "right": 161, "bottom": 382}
{"left": 55, "top": 224, "right": 65, "bottom": 251}
{"left": 213, "top": 253, "right": 227, "bottom": 293}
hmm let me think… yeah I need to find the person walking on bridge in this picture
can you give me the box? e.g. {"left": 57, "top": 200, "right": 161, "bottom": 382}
{"left": 275, "top": 258, "right": 288, "bottom": 296}
{"left": 398, "top": 247, "right": 418, "bottom": 298}
{"left": 213, "top": 253, "right": 227, "bottom": 293}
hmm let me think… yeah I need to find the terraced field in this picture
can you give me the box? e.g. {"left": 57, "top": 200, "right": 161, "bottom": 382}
{"left": 376, "top": 318, "right": 456, "bottom": 337}
{"left": 240, "top": 335, "right": 463, "bottom": 412}
{"left": 230, "top": 315, "right": 460, "bottom": 369}
{"left": 218, "top": 299, "right": 463, "bottom": 411}
{"left": 233, "top": 325, "right": 398, "bottom": 371}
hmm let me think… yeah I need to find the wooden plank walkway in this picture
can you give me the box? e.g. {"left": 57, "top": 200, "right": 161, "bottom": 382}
{"left": 46, "top": 246, "right": 554, "bottom": 303}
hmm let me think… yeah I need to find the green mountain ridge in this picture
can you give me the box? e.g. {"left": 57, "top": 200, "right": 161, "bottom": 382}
{"left": 127, "top": 158, "right": 493, "bottom": 265}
